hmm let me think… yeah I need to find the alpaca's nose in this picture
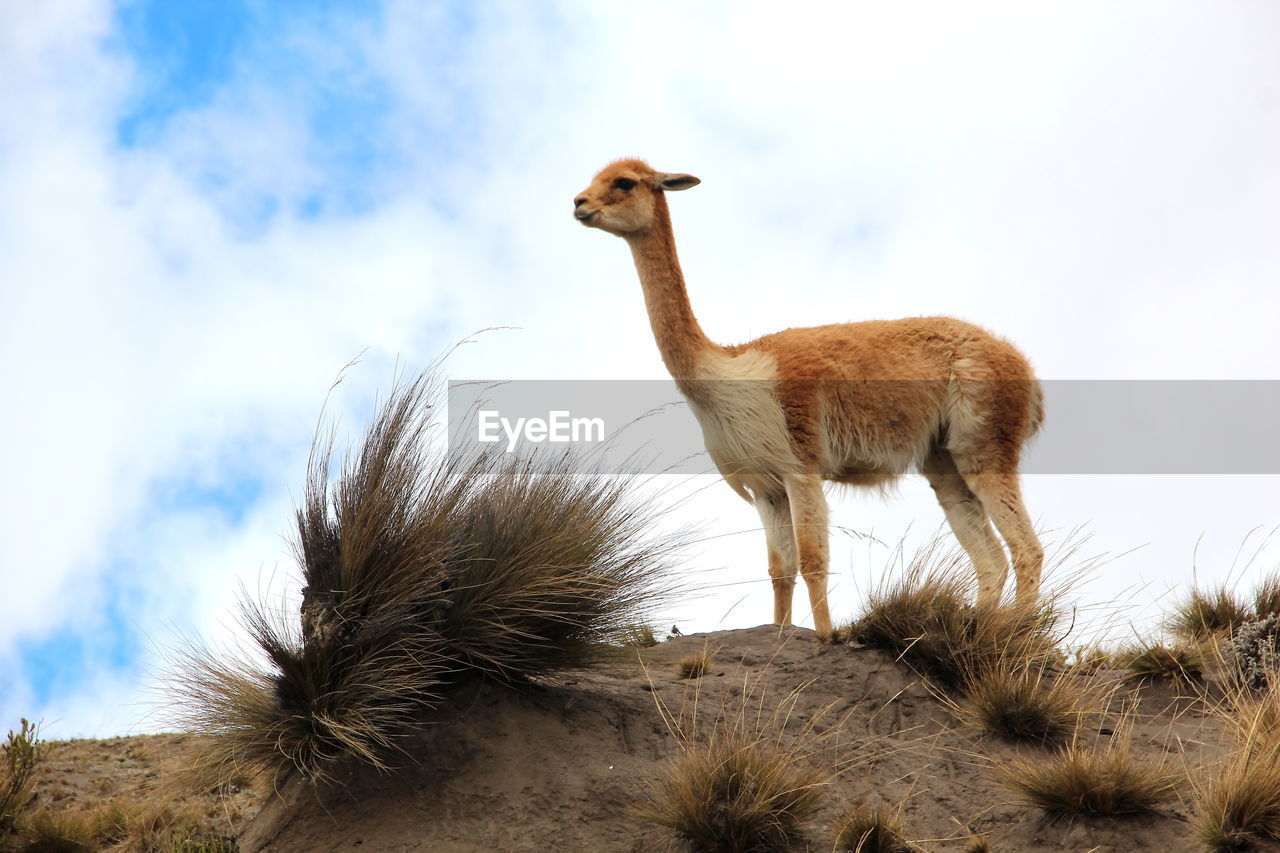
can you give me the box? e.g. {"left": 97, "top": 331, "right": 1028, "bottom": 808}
{"left": 573, "top": 196, "right": 587, "bottom": 207}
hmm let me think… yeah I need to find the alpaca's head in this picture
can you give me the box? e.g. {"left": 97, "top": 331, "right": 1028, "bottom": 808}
{"left": 573, "top": 159, "right": 699, "bottom": 237}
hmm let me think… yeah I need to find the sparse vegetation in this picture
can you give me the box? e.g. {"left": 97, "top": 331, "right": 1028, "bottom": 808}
{"left": 833, "top": 804, "right": 915, "bottom": 852}
{"left": 997, "top": 735, "right": 1176, "bottom": 818}
{"left": 1, "top": 719, "right": 47, "bottom": 835}
{"left": 679, "top": 651, "right": 715, "bottom": 680}
{"left": 1171, "top": 586, "right": 1249, "bottom": 642}
{"left": 956, "top": 664, "right": 1094, "bottom": 745}
{"left": 13, "top": 554, "right": 1278, "bottom": 851}
{"left": 1125, "top": 642, "right": 1204, "bottom": 686}
{"left": 848, "top": 554, "right": 1061, "bottom": 692}
{"left": 167, "top": 370, "right": 682, "bottom": 785}
{"left": 0, "top": 731, "right": 255, "bottom": 853}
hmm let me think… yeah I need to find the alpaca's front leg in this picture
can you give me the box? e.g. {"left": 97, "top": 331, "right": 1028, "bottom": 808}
{"left": 756, "top": 493, "right": 798, "bottom": 625}
{"left": 785, "top": 474, "right": 833, "bottom": 639}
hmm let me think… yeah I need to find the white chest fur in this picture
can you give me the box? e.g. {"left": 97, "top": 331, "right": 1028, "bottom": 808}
{"left": 681, "top": 349, "right": 800, "bottom": 501}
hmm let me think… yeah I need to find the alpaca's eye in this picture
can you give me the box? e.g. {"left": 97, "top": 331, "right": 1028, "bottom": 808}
{"left": 612, "top": 177, "right": 636, "bottom": 191}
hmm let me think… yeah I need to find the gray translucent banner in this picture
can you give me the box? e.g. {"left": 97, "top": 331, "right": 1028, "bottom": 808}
{"left": 447, "top": 380, "right": 1280, "bottom": 475}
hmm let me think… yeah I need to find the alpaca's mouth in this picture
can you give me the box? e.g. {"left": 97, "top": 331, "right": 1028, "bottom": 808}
{"left": 574, "top": 209, "right": 599, "bottom": 225}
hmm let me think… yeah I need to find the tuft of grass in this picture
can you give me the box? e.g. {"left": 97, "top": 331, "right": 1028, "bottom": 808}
{"left": 996, "top": 735, "right": 1176, "bottom": 818}
{"left": 1192, "top": 740, "right": 1280, "bottom": 851}
{"left": 1064, "top": 644, "right": 1117, "bottom": 675}
{"left": 636, "top": 684, "right": 832, "bottom": 853}
{"left": 833, "top": 805, "right": 916, "bottom": 852}
{"left": 118, "top": 799, "right": 235, "bottom": 852}
{"left": 963, "top": 835, "right": 992, "bottom": 853}
{"left": 1125, "top": 642, "right": 1204, "bottom": 686}
{"left": 19, "top": 798, "right": 234, "bottom": 853}
{"left": 1218, "top": 691, "right": 1280, "bottom": 748}
{"left": 622, "top": 624, "right": 660, "bottom": 648}
{"left": 1254, "top": 575, "right": 1280, "bottom": 620}
{"left": 678, "top": 651, "right": 715, "bottom": 680}
{"left": 956, "top": 664, "right": 1094, "bottom": 745}
{"left": 1, "top": 718, "right": 47, "bottom": 833}
{"left": 848, "top": 553, "right": 1062, "bottom": 692}
{"left": 1170, "top": 586, "right": 1249, "bottom": 642}
{"left": 637, "top": 729, "right": 825, "bottom": 851}
{"left": 1191, "top": 688, "right": 1280, "bottom": 850}
{"left": 88, "top": 802, "right": 130, "bottom": 846}
{"left": 167, "top": 369, "right": 683, "bottom": 785}
{"left": 21, "top": 809, "right": 96, "bottom": 852}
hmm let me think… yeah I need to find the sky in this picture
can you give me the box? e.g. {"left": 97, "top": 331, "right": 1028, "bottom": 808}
{"left": 2, "top": 0, "right": 1279, "bottom": 737}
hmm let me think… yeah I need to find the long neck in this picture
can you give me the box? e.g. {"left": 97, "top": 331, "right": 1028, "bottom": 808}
{"left": 625, "top": 193, "right": 719, "bottom": 378}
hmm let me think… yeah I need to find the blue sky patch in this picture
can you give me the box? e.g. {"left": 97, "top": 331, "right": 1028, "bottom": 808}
{"left": 106, "top": 1, "right": 548, "bottom": 230}
{"left": 18, "top": 584, "right": 145, "bottom": 709}
{"left": 111, "top": 0, "right": 403, "bottom": 225}
{"left": 114, "top": 0, "right": 253, "bottom": 147}
{"left": 156, "top": 470, "right": 267, "bottom": 528}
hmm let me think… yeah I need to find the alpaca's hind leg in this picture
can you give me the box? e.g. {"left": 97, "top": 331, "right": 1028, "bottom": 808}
{"left": 959, "top": 472, "right": 1043, "bottom": 605}
{"left": 784, "top": 474, "right": 833, "bottom": 639}
{"left": 756, "top": 493, "right": 798, "bottom": 625}
{"left": 921, "top": 448, "right": 1009, "bottom": 607}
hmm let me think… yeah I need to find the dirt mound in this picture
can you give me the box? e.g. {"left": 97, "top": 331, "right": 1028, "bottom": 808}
{"left": 237, "top": 625, "right": 1228, "bottom": 852}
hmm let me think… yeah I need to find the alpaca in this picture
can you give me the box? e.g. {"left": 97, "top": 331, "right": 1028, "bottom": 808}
{"left": 573, "top": 158, "right": 1044, "bottom": 639}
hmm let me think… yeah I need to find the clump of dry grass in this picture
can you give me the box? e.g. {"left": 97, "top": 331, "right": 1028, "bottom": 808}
{"left": 833, "top": 804, "right": 916, "bottom": 852}
{"left": 637, "top": 684, "right": 832, "bottom": 853}
{"left": 1064, "top": 644, "right": 1117, "bottom": 675}
{"left": 638, "top": 729, "right": 826, "bottom": 852}
{"left": 1124, "top": 642, "right": 1204, "bottom": 686}
{"left": 1191, "top": 687, "right": 1280, "bottom": 850}
{"left": 956, "top": 665, "right": 1096, "bottom": 745}
{"left": 166, "top": 369, "right": 683, "bottom": 785}
{"left": 1170, "top": 586, "right": 1249, "bottom": 642}
{"left": 87, "top": 802, "right": 129, "bottom": 846}
{"left": 848, "top": 550, "right": 1062, "bottom": 692}
{"left": 679, "top": 651, "right": 715, "bottom": 680}
{"left": 1253, "top": 575, "right": 1280, "bottom": 620}
{"left": 1217, "top": 690, "right": 1280, "bottom": 748}
{"left": 996, "top": 733, "right": 1176, "bottom": 818}
{"left": 21, "top": 804, "right": 131, "bottom": 852}
{"left": 1193, "top": 742, "right": 1280, "bottom": 851}
{"left": 963, "top": 835, "right": 992, "bottom": 853}
{"left": 20, "top": 808, "right": 98, "bottom": 852}
{"left": 622, "top": 624, "right": 660, "bottom": 648}
{"left": 20, "top": 798, "right": 234, "bottom": 853}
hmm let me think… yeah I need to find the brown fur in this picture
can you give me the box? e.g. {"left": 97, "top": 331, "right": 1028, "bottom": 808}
{"left": 574, "top": 159, "right": 1045, "bottom": 638}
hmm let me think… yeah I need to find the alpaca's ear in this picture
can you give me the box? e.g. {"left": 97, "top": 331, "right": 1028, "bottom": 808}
{"left": 655, "top": 173, "right": 700, "bottom": 191}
